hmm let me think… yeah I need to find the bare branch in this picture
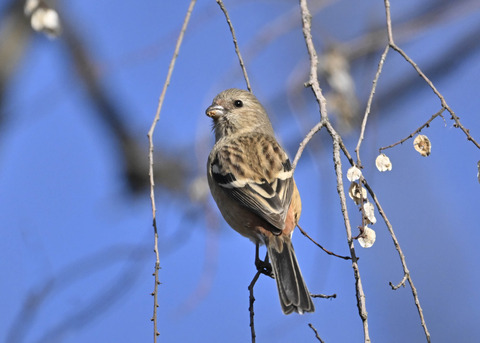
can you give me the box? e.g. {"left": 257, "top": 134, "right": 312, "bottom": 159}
{"left": 379, "top": 107, "right": 446, "bottom": 152}
{"left": 147, "top": 0, "right": 197, "bottom": 340}
{"left": 292, "top": 121, "right": 325, "bottom": 170}
{"left": 299, "top": 1, "right": 371, "bottom": 341}
{"left": 308, "top": 323, "right": 326, "bottom": 343}
{"left": 248, "top": 271, "right": 262, "bottom": 343}
{"left": 391, "top": 43, "right": 480, "bottom": 149}
{"left": 216, "top": 0, "right": 252, "bottom": 92}
{"left": 363, "top": 179, "right": 430, "bottom": 343}
{"left": 384, "top": 0, "right": 480, "bottom": 151}
{"left": 299, "top": 0, "right": 328, "bottom": 120}
{"left": 389, "top": 273, "right": 408, "bottom": 290}
{"left": 329, "top": 132, "right": 370, "bottom": 343}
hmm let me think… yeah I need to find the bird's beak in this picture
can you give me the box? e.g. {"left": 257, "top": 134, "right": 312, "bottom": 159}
{"left": 206, "top": 105, "right": 225, "bottom": 118}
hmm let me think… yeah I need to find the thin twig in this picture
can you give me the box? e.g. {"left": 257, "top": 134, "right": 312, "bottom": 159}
{"left": 292, "top": 121, "right": 325, "bottom": 170}
{"left": 311, "top": 293, "right": 337, "bottom": 299}
{"left": 389, "top": 273, "right": 408, "bottom": 290}
{"left": 308, "top": 323, "right": 326, "bottom": 343}
{"left": 216, "top": 0, "right": 252, "bottom": 92}
{"left": 248, "top": 271, "right": 261, "bottom": 343}
{"left": 297, "top": 224, "right": 351, "bottom": 260}
{"left": 379, "top": 107, "right": 446, "bottom": 152}
{"left": 355, "top": 45, "right": 390, "bottom": 167}
{"left": 147, "top": 0, "right": 196, "bottom": 340}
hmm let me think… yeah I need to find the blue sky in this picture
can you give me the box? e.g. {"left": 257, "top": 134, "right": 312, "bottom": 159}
{"left": 1, "top": 1, "right": 480, "bottom": 342}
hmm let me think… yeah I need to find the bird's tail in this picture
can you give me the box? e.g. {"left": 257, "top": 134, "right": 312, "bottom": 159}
{"left": 267, "top": 236, "right": 315, "bottom": 315}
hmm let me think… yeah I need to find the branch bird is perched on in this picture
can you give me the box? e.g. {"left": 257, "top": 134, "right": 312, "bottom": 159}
{"left": 206, "top": 88, "right": 315, "bottom": 314}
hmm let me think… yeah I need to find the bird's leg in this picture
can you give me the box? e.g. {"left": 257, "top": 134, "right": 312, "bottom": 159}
{"left": 254, "top": 243, "right": 274, "bottom": 278}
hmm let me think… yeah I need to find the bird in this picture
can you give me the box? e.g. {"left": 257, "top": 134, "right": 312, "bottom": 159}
{"left": 205, "top": 88, "right": 315, "bottom": 314}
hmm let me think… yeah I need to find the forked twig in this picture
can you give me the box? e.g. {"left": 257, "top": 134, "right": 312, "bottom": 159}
{"left": 384, "top": 0, "right": 480, "bottom": 151}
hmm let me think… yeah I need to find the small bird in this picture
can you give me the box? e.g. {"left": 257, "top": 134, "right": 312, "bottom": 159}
{"left": 206, "top": 88, "right": 315, "bottom": 314}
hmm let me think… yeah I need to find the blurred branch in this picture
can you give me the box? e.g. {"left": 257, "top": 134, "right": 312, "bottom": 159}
{"left": 0, "top": 1, "right": 31, "bottom": 110}
{"left": 62, "top": 22, "right": 190, "bottom": 195}
{"left": 345, "top": 0, "right": 480, "bottom": 61}
{"left": 6, "top": 244, "right": 149, "bottom": 343}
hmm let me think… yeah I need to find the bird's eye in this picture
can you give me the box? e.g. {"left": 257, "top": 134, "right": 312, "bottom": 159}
{"left": 233, "top": 100, "right": 243, "bottom": 108}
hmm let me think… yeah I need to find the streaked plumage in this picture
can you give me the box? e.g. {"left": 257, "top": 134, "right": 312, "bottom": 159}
{"left": 206, "top": 88, "right": 315, "bottom": 314}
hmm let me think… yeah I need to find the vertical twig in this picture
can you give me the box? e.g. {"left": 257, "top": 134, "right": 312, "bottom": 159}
{"left": 299, "top": 1, "right": 371, "bottom": 341}
{"left": 216, "top": 0, "right": 252, "bottom": 92}
{"left": 147, "top": 1, "right": 197, "bottom": 341}
{"left": 328, "top": 126, "right": 370, "bottom": 343}
{"left": 248, "top": 271, "right": 261, "bottom": 343}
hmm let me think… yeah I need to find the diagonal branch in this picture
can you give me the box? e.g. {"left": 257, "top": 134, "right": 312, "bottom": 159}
{"left": 216, "top": 0, "right": 252, "bottom": 92}
{"left": 363, "top": 179, "right": 430, "bottom": 342}
{"left": 379, "top": 107, "right": 446, "bottom": 152}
